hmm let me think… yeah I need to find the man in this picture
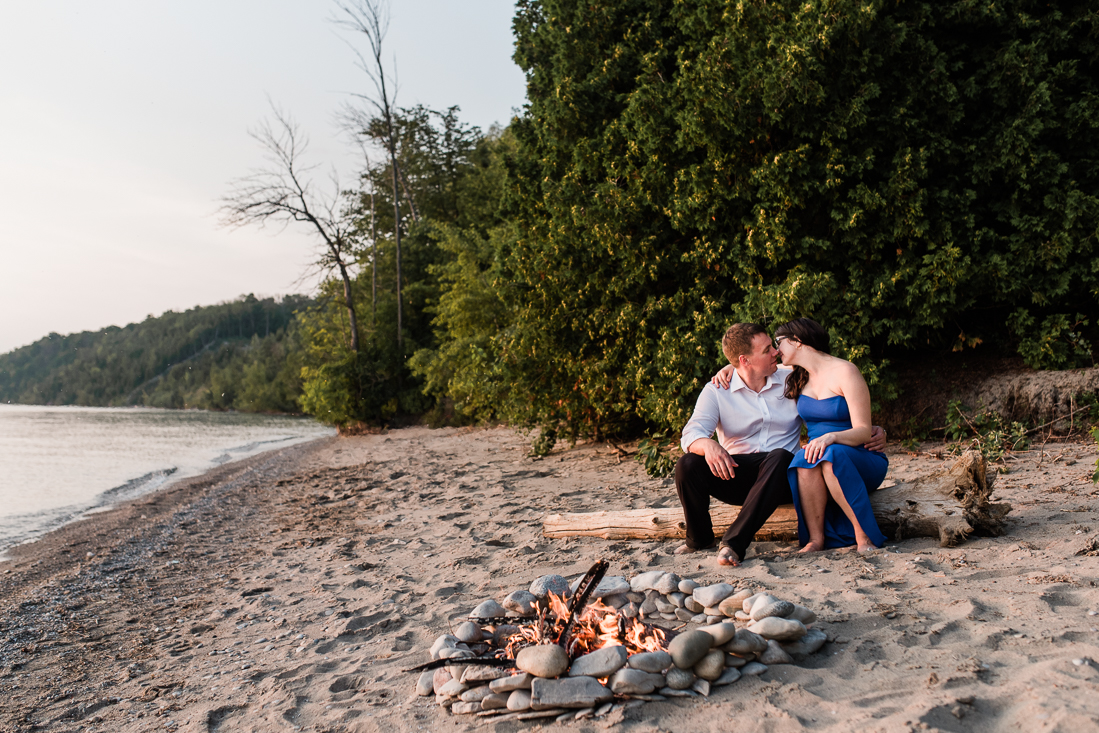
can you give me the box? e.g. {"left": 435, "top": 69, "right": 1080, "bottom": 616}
{"left": 674, "top": 323, "right": 886, "bottom": 567}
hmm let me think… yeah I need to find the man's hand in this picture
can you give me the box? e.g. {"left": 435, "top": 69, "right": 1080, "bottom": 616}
{"left": 697, "top": 439, "right": 738, "bottom": 480}
{"left": 864, "top": 425, "right": 887, "bottom": 452}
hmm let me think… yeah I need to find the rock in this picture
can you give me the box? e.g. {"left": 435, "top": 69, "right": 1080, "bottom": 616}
{"left": 741, "top": 592, "right": 766, "bottom": 613}
{"left": 684, "top": 597, "right": 704, "bottom": 613}
{"left": 723, "top": 628, "right": 768, "bottom": 656}
{"left": 516, "top": 644, "right": 571, "bottom": 678}
{"left": 454, "top": 621, "right": 483, "bottom": 644}
{"left": 471, "top": 600, "right": 507, "bottom": 619}
{"left": 462, "top": 666, "right": 511, "bottom": 683}
{"left": 706, "top": 615, "right": 723, "bottom": 624}
{"left": 690, "top": 613, "right": 708, "bottom": 624}
{"left": 691, "top": 678, "right": 711, "bottom": 697}
{"left": 438, "top": 678, "right": 467, "bottom": 697}
{"left": 759, "top": 639, "right": 794, "bottom": 665}
{"left": 717, "top": 596, "right": 744, "bottom": 617}
{"left": 433, "top": 668, "right": 453, "bottom": 694}
{"left": 726, "top": 587, "right": 754, "bottom": 605}
{"left": 628, "top": 650, "right": 672, "bottom": 673}
{"left": 678, "top": 578, "right": 700, "bottom": 594}
{"left": 530, "top": 677, "right": 613, "bottom": 710}
{"left": 788, "top": 604, "right": 817, "bottom": 625}
{"left": 751, "top": 600, "right": 795, "bottom": 622}
{"left": 735, "top": 610, "right": 751, "bottom": 621}
{"left": 668, "top": 592, "right": 686, "bottom": 608}
{"left": 503, "top": 590, "right": 539, "bottom": 616}
{"left": 507, "top": 689, "right": 532, "bottom": 711}
{"left": 602, "top": 594, "right": 628, "bottom": 610}
{"left": 568, "top": 646, "right": 628, "bottom": 678}
{"left": 625, "top": 592, "right": 646, "bottom": 603}
{"left": 660, "top": 613, "right": 678, "bottom": 621}
{"left": 674, "top": 608, "right": 695, "bottom": 622}
{"left": 630, "top": 570, "right": 665, "bottom": 592}
{"left": 490, "top": 673, "right": 533, "bottom": 692}
{"left": 654, "top": 572, "right": 681, "bottom": 595}
{"left": 781, "top": 628, "right": 827, "bottom": 659}
{"left": 591, "top": 576, "right": 631, "bottom": 598}
{"left": 417, "top": 670, "right": 435, "bottom": 696}
{"left": 461, "top": 686, "right": 494, "bottom": 703}
{"left": 749, "top": 594, "right": 780, "bottom": 615}
{"left": 481, "top": 693, "right": 509, "bottom": 710}
{"left": 430, "top": 634, "right": 459, "bottom": 660}
{"left": 659, "top": 687, "right": 699, "bottom": 698}
{"left": 724, "top": 653, "right": 748, "bottom": 668}
{"left": 714, "top": 668, "right": 742, "bottom": 686}
{"left": 639, "top": 596, "right": 658, "bottom": 616}
{"left": 654, "top": 598, "right": 677, "bottom": 614}
{"left": 703, "top": 606, "right": 722, "bottom": 616}
{"left": 529, "top": 574, "right": 570, "bottom": 599}
{"left": 452, "top": 701, "right": 480, "bottom": 715}
{"left": 749, "top": 616, "right": 808, "bottom": 642}
{"left": 664, "top": 667, "right": 696, "bottom": 690}
{"left": 438, "top": 646, "right": 474, "bottom": 660}
{"left": 621, "top": 602, "right": 640, "bottom": 619}
{"left": 693, "top": 650, "right": 726, "bottom": 681}
{"left": 698, "top": 622, "right": 737, "bottom": 646}
{"left": 668, "top": 630, "right": 715, "bottom": 669}
{"left": 741, "top": 661, "right": 768, "bottom": 676}
{"left": 447, "top": 664, "right": 470, "bottom": 686}
{"left": 493, "top": 624, "right": 520, "bottom": 647}
{"left": 435, "top": 693, "right": 454, "bottom": 708}
{"left": 693, "top": 583, "right": 735, "bottom": 608}
{"left": 609, "top": 669, "right": 665, "bottom": 695}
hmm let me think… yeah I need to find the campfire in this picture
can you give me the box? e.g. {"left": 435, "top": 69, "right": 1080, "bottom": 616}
{"left": 411, "top": 561, "right": 828, "bottom": 722}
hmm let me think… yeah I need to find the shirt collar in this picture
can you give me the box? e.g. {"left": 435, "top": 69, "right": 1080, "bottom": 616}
{"left": 731, "top": 367, "right": 786, "bottom": 394}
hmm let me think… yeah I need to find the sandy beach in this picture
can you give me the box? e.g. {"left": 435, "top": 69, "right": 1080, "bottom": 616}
{"left": 2, "top": 426, "right": 1098, "bottom": 732}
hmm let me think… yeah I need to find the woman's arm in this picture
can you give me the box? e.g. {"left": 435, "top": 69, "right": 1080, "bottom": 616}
{"left": 803, "top": 363, "right": 874, "bottom": 463}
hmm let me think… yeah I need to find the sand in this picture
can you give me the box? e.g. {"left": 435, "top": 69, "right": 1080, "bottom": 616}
{"left": 1, "top": 426, "right": 1098, "bottom": 732}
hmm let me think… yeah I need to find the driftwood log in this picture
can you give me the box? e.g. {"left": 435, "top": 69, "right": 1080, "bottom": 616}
{"left": 543, "top": 450, "right": 1010, "bottom": 548}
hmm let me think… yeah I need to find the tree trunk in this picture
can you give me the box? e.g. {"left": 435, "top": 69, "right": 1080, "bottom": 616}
{"left": 337, "top": 260, "right": 360, "bottom": 353}
{"left": 370, "top": 188, "right": 377, "bottom": 324}
{"left": 390, "top": 146, "right": 402, "bottom": 350}
{"left": 396, "top": 162, "right": 420, "bottom": 223}
{"left": 542, "top": 450, "right": 1009, "bottom": 548}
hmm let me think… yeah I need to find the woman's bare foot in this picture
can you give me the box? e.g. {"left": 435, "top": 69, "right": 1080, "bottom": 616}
{"left": 798, "top": 540, "right": 824, "bottom": 553}
{"left": 857, "top": 543, "right": 879, "bottom": 553}
{"left": 717, "top": 546, "right": 741, "bottom": 567}
{"left": 673, "top": 544, "right": 696, "bottom": 555}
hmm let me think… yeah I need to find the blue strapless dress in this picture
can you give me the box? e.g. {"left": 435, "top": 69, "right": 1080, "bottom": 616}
{"left": 787, "top": 395, "right": 888, "bottom": 548}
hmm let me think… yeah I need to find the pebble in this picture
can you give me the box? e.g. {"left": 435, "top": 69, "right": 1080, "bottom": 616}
{"left": 471, "top": 600, "right": 507, "bottom": 619}
{"left": 664, "top": 667, "right": 696, "bottom": 690}
{"left": 462, "top": 666, "right": 511, "bottom": 683}
{"left": 609, "top": 669, "right": 665, "bottom": 694}
{"left": 503, "top": 590, "right": 538, "bottom": 616}
{"left": 781, "top": 628, "right": 827, "bottom": 658}
{"left": 691, "top": 678, "right": 711, "bottom": 697}
{"left": 690, "top": 613, "right": 708, "bottom": 624}
{"left": 723, "top": 628, "right": 768, "bottom": 655}
{"left": 568, "top": 645, "right": 628, "bottom": 678}
{"left": 741, "top": 662, "right": 768, "bottom": 676}
{"left": 659, "top": 687, "right": 698, "bottom": 698}
{"left": 668, "top": 592, "right": 686, "bottom": 608}
{"left": 678, "top": 578, "right": 699, "bottom": 594}
{"left": 452, "top": 701, "right": 480, "bottom": 715}
{"left": 693, "top": 583, "right": 735, "bottom": 608}
{"left": 706, "top": 615, "right": 723, "bottom": 624}
{"left": 626, "top": 592, "right": 646, "bottom": 603}
{"left": 461, "top": 686, "right": 494, "bottom": 703}
{"left": 438, "top": 646, "right": 474, "bottom": 661}
{"left": 684, "top": 597, "right": 704, "bottom": 613}
{"left": 693, "top": 650, "right": 726, "bottom": 681}
{"left": 507, "top": 689, "right": 532, "bottom": 711}
{"left": 455, "top": 621, "right": 483, "bottom": 644}
{"left": 1073, "top": 658, "right": 1089, "bottom": 666}
{"left": 639, "top": 597, "right": 658, "bottom": 616}
{"left": 750, "top": 616, "right": 808, "bottom": 642}
{"left": 674, "top": 608, "right": 695, "bottom": 622}
{"left": 590, "top": 576, "right": 631, "bottom": 598}
{"left": 628, "top": 650, "right": 672, "bottom": 673}
{"left": 433, "top": 668, "right": 453, "bottom": 694}
{"left": 438, "top": 678, "right": 468, "bottom": 697}
{"left": 734, "top": 610, "right": 751, "bottom": 621}
{"left": 416, "top": 670, "right": 435, "bottom": 696}
{"left": 654, "top": 573, "right": 681, "bottom": 595}
{"left": 530, "top": 676, "right": 614, "bottom": 710}
{"left": 759, "top": 640, "right": 794, "bottom": 665}
{"left": 516, "top": 644, "right": 570, "bottom": 678}
{"left": 751, "top": 600, "right": 794, "bottom": 622}
{"left": 788, "top": 604, "right": 817, "bottom": 624}
{"left": 481, "top": 693, "right": 509, "bottom": 710}
{"left": 714, "top": 667, "right": 742, "bottom": 686}
{"left": 724, "top": 653, "right": 748, "bottom": 668}
{"left": 660, "top": 612, "right": 679, "bottom": 621}
{"left": 698, "top": 622, "right": 737, "bottom": 646}
{"left": 529, "top": 574, "right": 570, "bottom": 600}
{"left": 717, "top": 596, "right": 744, "bottom": 617}
{"left": 668, "top": 629, "right": 715, "bottom": 669}
{"left": 430, "top": 634, "right": 459, "bottom": 660}
{"left": 602, "top": 594, "right": 628, "bottom": 610}
{"left": 654, "top": 598, "right": 677, "bottom": 614}
{"left": 490, "top": 673, "right": 533, "bottom": 693}
{"left": 630, "top": 570, "right": 665, "bottom": 592}
{"left": 621, "top": 602, "right": 640, "bottom": 619}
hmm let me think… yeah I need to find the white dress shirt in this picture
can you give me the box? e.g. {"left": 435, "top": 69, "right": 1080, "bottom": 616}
{"left": 679, "top": 367, "right": 802, "bottom": 455}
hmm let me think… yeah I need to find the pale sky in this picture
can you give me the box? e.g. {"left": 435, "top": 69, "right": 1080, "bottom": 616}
{"left": 0, "top": 1, "right": 526, "bottom": 354}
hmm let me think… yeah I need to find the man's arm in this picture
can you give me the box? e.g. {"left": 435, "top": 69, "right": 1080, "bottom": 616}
{"left": 681, "top": 385, "right": 738, "bottom": 480}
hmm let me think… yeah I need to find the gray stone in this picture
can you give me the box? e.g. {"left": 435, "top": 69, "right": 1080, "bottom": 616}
{"left": 741, "top": 661, "right": 767, "bottom": 676}
{"left": 741, "top": 592, "right": 766, "bottom": 613}
{"left": 461, "top": 686, "right": 494, "bottom": 703}
{"left": 659, "top": 687, "right": 699, "bottom": 698}
{"left": 503, "top": 590, "right": 539, "bottom": 616}
{"left": 706, "top": 615, "right": 723, "bottom": 624}
{"left": 714, "top": 668, "right": 742, "bottom": 686}
{"left": 654, "top": 572, "right": 681, "bottom": 595}
{"left": 724, "top": 653, "right": 747, "bottom": 668}
{"left": 684, "top": 597, "right": 704, "bottom": 613}
{"left": 759, "top": 639, "right": 794, "bottom": 665}
{"left": 788, "top": 604, "right": 817, "bottom": 625}
{"left": 749, "top": 594, "right": 780, "bottom": 615}
{"left": 438, "top": 678, "right": 467, "bottom": 697}
{"left": 723, "top": 628, "right": 768, "bottom": 656}
{"left": 590, "top": 576, "right": 630, "bottom": 598}
{"left": 471, "top": 600, "right": 507, "bottom": 619}
{"left": 529, "top": 574, "right": 570, "bottom": 600}
{"left": 530, "top": 677, "right": 613, "bottom": 710}
{"left": 781, "top": 627, "right": 827, "bottom": 658}
{"left": 602, "top": 594, "right": 628, "bottom": 610}
{"left": 668, "top": 629, "right": 715, "bottom": 669}
{"left": 659, "top": 612, "right": 678, "bottom": 621}
{"left": 417, "top": 670, "right": 435, "bottom": 696}
{"left": 568, "top": 645, "right": 628, "bottom": 679}
{"left": 462, "top": 666, "right": 511, "bottom": 683}
{"left": 678, "top": 578, "right": 699, "bottom": 594}
{"left": 435, "top": 693, "right": 454, "bottom": 708}
{"left": 430, "top": 634, "right": 459, "bottom": 660}
{"left": 608, "top": 669, "right": 665, "bottom": 695}
{"left": 693, "top": 649, "right": 726, "bottom": 681}
{"left": 630, "top": 570, "right": 665, "bottom": 592}
{"left": 703, "top": 606, "right": 722, "bottom": 616}
{"left": 493, "top": 624, "right": 520, "bottom": 647}
{"left": 625, "top": 592, "right": 646, "bottom": 603}
{"left": 490, "top": 673, "right": 533, "bottom": 693}
{"left": 447, "top": 664, "right": 470, "bottom": 686}
{"left": 481, "top": 693, "right": 509, "bottom": 710}
{"left": 664, "top": 667, "right": 696, "bottom": 690}
{"left": 455, "top": 621, "right": 483, "bottom": 644}
{"left": 674, "top": 608, "right": 695, "bottom": 622}
{"left": 516, "top": 644, "right": 570, "bottom": 678}
{"left": 691, "top": 678, "right": 711, "bottom": 697}
{"left": 438, "top": 646, "right": 475, "bottom": 660}
{"left": 690, "top": 613, "right": 708, "bottom": 624}
{"left": 628, "top": 651, "right": 672, "bottom": 673}
{"left": 749, "top": 616, "right": 807, "bottom": 642}
{"left": 654, "top": 598, "right": 676, "bottom": 614}
{"left": 693, "top": 583, "right": 735, "bottom": 608}
{"left": 507, "top": 689, "right": 532, "bottom": 711}
{"left": 698, "top": 622, "right": 737, "bottom": 646}
{"left": 734, "top": 610, "right": 751, "bottom": 621}
{"left": 717, "top": 595, "right": 745, "bottom": 617}
{"left": 639, "top": 596, "right": 658, "bottom": 616}
{"left": 668, "top": 592, "right": 686, "bottom": 608}
{"left": 751, "top": 599, "right": 795, "bottom": 622}
{"left": 433, "top": 668, "right": 453, "bottom": 694}
{"left": 621, "top": 602, "right": 640, "bottom": 619}
{"left": 452, "top": 701, "right": 480, "bottom": 715}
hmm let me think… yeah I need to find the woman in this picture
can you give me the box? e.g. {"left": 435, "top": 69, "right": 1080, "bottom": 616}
{"left": 775, "top": 318, "right": 887, "bottom": 552}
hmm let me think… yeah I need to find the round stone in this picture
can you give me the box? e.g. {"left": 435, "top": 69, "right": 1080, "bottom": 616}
{"left": 630, "top": 570, "right": 665, "bottom": 592}
{"left": 432, "top": 668, "right": 453, "bottom": 694}
{"left": 684, "top": 597, "right": 704, "bottom": 613}
{"left": 693, "top": 649, "right": 726, "bottom": 681}
{"left": 678, "top": 578, "right": 700, "bottom": 594}
{"left": 470, "top": 599, "right": 507, "bottom": 619}
{"left": 698, "top": 622, "right": 737, "bottom": 646}
{"left": 654, "top": 598, "right": 676, "bottom": 614}
{"left": 455, "top": 621, "right": 483, "bottom": 644}
{"left": 515, "top": 644, "right": 570, "bottom": 678}
{"left": 668, "top": 592, "right": 686, "bottom": 608}
{"left": 751, "top": 600, "right": 795, "bottom": 622}
{"left": 654, "top": 572, "right": 681, "bottom": 595}
{"left": 665, "top": 667, "right": 696, "bottom": 690}
{"left": 668, "top": 630, "right": 715, "bottom": 669}
{"left": 749, "top": 616, "right": 808, "bottom": 642}
{"left": 749, "top": 594, "right": 780, "bottom": 615}
{"left": 621, "top": 602, "right": 640, "bottom": 619}
{"left": 609, "top": 669, "right": 665, "bottom": 695}
{"left": 503, "top": 590, "right": 539, "bottom": 616}
{"left": 568, "top": 645, "right": 628, "bottom": 678}
{"left": 724, "top": 653, "right": 747, "bottom": 668}
{"left": 714, "top": 667, "right": 742, "bottom": 686}
{"left": 627, "top": 650, "right": 672, "bottom": 673}
{"left": 723, "top": 628, "right": 768, "bottom": 656}
{"left": 529, "top": 575, "right": 569, "bottom": 600}
{"left": 693, "top": 583, "right": 735, "bottom": 608}
{"left": 481, "top": 692, "right": 509, "bottom": 710}
{"left": 788, "top": 604, "right": 817, "bottom": 624}
{"left": 781, "top": 627, "right": 827, "bottom": 658}
{"left": 417, "top": 670, "right": 435, "bottom": 696}
{"left": 741, "top": 661, "right": 768, "bottom": 676}
{"left": 507, "top": 689, "right": 532, "bottom": 711}
{"left": 430, "top": 634, "right": 459, "bottom": 660}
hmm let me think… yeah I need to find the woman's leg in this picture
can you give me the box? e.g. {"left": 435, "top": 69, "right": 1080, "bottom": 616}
{"left": 796, "top": 466, "right": 828, "bottom": 552}
{"left": 821, "top": 462, "right": 878, "bottom": 551}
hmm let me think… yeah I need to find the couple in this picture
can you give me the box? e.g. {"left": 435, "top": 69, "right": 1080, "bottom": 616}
{"left": 674, "top": 319, "right": 888, "bottom": 567}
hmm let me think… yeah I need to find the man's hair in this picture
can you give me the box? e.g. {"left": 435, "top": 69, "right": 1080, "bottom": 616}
{"left": 721, "top": 323, "right": 768, "bottom": 364}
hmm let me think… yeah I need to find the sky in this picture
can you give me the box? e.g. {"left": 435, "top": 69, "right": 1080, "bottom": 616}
{"left": 0, "top": 1, "right": 526, "bottom": 354}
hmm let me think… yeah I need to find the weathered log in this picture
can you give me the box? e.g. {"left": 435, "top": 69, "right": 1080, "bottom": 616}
{"left": 542, "top": 450, "right": 1009, "bottom": 548}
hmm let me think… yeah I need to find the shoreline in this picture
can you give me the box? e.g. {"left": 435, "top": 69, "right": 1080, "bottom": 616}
{"left": 2, "top": 427, "right": 1098, "bottom": 732}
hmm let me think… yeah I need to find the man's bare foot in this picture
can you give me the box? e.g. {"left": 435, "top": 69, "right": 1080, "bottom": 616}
{"left": 717, "top": 546, "right": 741, "bottom": 567}
{"left": 798, "top": 540, "right": 824, "bottom": 553}
{"left": 674, "top": 544, "right": 696, "bottom": 555}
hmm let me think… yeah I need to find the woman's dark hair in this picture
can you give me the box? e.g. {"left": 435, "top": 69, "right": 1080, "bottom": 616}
{"left": 775, "top": 318, "right": 831, "bottom": 400}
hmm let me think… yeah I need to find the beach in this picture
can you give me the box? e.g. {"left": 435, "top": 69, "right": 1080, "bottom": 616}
{"left": 2, "top": 425, "right": 1098, "bottom": 732}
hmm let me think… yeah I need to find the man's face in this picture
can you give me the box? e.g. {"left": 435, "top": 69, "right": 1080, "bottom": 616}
{"left": 742, "top": 332, "right": 779, "bottom": 379}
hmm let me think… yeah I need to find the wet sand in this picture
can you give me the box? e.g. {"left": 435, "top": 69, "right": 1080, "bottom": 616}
{"left": 1, "top": 426, "right": 1098, "bottom": 732}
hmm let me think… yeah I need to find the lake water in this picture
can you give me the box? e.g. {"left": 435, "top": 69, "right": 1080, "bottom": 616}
{"left": 0, "top": 405, "right": 334, "bottom": 555}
